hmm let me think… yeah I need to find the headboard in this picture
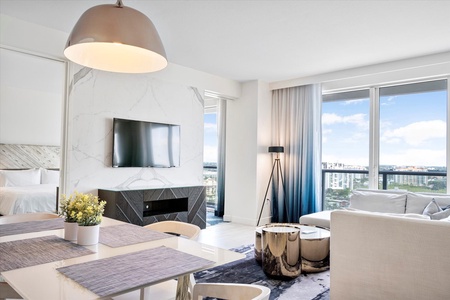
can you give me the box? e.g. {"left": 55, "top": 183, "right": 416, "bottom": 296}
{"left": 0, "top": 144, "right": 60, "bottom": 169}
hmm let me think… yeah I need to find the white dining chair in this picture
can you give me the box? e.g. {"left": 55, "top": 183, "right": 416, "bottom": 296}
{"left": 0, "top": 212, "right": 59, "bottom": 225}
{"left": 113, "top": 221, "right": 201, "bottom": 300}
{"left": 192, "top": 283, "right": 271, "bottom": 300}
{"left": 144, "top": 220, "right": 201, "bottom": 240}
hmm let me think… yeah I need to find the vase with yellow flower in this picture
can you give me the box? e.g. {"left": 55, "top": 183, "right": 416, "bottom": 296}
{"left": 59, "top": 194, "right": 79, "bottom": 241}
{"left": 65, "top": 191, "right": 106, "bottom": 245}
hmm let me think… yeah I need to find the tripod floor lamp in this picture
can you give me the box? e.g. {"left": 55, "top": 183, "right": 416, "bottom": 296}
{"left": 257, "top": 146, "right": 288, "bottom": 226}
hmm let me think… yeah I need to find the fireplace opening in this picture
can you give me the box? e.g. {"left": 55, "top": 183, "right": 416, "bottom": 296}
{"left": 143, "top": 197, "right": 188, "bottom": 217}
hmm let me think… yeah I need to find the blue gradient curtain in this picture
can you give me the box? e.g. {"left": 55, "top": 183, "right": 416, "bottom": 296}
{"left": 272, "top": 84, "right": 322, "bottom": 222}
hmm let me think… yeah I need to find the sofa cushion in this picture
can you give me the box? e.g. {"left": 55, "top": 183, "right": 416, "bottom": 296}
{"left": 406, "top": 192, "right": 450, "bottom": 214}
{"left": 386, "top": 212, "right": 431, "bottom": 220}
{"left": 299, "top": 210, "right": 332, "bottom": 229}
{"left": 349, "top": 189, "right": 407, "bottom": 214}
{"left": 346, "top": 207, "right": 431, "bottom": 220}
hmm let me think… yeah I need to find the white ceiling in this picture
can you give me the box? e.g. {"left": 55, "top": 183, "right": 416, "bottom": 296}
{"left": 1, "top": 0, "right": 450, "bottom": 83}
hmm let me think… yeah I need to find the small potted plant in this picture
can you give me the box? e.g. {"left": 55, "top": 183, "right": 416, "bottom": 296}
{"left": 60, "top": 191, "right": 106, "bottom": 245}
{"left": 59, "top": 193, "right": 80, "bottom": 241}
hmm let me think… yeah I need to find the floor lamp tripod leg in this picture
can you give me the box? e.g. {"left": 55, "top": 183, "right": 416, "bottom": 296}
{"left": 256, "top": 159, "right": 277, "bottom": 226}
{"left": 277, "top": 159, "right": 289, "bottom": 223}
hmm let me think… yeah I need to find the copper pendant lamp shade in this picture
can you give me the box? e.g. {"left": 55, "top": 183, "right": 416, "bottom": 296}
{"left": 64, "top": 0, "right": 167, "bottom": 73}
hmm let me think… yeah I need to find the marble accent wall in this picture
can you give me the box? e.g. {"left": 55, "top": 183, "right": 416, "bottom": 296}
{"left": 0, "top": 144, "right": 60, "bottom": 169}
{"left": 64, "top": 65, "right": 204, "bottom": 194}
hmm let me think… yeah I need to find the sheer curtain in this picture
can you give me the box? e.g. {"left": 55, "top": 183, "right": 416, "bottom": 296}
{"left": 272, "top": 84, "right": 322, "bottom": 222}
{"left": 216, "top": 98, "right": 227, "bottom": 217}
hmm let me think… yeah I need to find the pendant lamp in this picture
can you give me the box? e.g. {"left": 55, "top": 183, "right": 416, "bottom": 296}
{"left": 64, "top": 0, "right": 167, "bottom": 73}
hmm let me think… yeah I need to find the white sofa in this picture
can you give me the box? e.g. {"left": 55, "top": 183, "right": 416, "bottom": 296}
{"left": 299, "top": 189, "right": 450, "bottom": 228}
{"left": 330, "top": 210, "right": 450, "bottom": 299}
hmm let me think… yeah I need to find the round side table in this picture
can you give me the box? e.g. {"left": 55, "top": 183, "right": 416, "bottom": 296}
{"left": 299, "top": 225, "right": 330, "bottom": 273}
{"left": 261, "top": 224, "right": 301, "bottom": 278}
{"left": 256, "top": 223, "right": 330, "bottom": 274}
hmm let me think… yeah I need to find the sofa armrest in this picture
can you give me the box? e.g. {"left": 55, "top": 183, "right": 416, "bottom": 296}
{"left": 330, "top": 210, "right": 450, "bottom": 300}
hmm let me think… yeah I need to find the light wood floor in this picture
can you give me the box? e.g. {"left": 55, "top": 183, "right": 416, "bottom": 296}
{"left": 196, "top": 222, "right": 256, "bottom": 249}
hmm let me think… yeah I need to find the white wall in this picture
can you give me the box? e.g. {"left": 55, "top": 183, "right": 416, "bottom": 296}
{"left": 63, "top": 64, "right": 206, "bottom": 193}
{"left": 224, "top": 80, "right": 272, "bottom": 225}
{"left": 270, "top": 51, "right": 450, "bottom": 92}
{"left": 0, "top": 48, "right": 65, "bottom": 145}
{"left": 1, "top": 14, "right": 245, "bottom": 202}
{"left": 255, "top": 81, "right": 272, "bottom": 225}
{"left": 0, "top": 14, "right": 67, "bottom": 59}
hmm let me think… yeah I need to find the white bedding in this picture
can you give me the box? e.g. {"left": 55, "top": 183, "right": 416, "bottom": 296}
{"left": 0, "top": 184, "right": 57, "bottom": 215}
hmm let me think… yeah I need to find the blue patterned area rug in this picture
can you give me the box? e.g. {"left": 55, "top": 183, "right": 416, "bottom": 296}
{"left": 194, "top": 244, "right": 330, "bottom": 300}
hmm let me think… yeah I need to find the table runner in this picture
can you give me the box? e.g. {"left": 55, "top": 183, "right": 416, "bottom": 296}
{"left": 57, "top": 246, "right": 215, "bottom": 298}
{"left": 99, "top": 223, "right": 173, "bottom": 248}
{"left": 0, "top": 218, "right": 64, "bottom": 237}
{"left": 0, "top": 235, "right": 94, "bottom": 272}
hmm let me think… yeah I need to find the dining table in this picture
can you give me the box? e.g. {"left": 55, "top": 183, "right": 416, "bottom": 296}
{"left": 0, "top": 217, "right": 244, "bottom": 300}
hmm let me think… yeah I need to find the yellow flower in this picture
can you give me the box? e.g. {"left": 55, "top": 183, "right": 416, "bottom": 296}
{"left": 59, "top": 191, "right": 106, "bottom": 226}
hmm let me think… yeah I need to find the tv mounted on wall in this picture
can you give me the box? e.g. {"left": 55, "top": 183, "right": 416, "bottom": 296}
{"left": 112, "top": 118, "right": 180, "bottom": 168}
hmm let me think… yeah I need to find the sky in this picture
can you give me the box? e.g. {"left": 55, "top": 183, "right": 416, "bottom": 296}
{"left": 322, "top": 90, "right": 447, "bottom": 168}
{"left": 204, "top": 113, "right": 218, "bottom": 163}
{"left": 203, "top": 88, "right": 447, "bottom": 168}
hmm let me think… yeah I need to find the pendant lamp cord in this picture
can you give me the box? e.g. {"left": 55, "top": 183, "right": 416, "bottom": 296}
{"left": 116, "top": 0, "right": 124, "bottom": 8}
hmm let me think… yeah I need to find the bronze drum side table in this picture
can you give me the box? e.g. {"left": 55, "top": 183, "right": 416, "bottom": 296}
{"left": 256, "top": 223, "right": 330, "bottom": 276}
{"left": 261, "top": 224, "right": 301, "bottom": 278}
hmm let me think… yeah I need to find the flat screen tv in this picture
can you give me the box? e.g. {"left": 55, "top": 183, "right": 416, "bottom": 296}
{"left": 112, "top": 118, "right": 180, "bottom": 168}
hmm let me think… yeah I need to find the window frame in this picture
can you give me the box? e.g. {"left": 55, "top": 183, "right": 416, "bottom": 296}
{"left": 322, "top": 77, "right": 450, "bottom": 195}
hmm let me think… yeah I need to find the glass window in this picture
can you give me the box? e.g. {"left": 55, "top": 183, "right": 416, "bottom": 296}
{"left": 203, "top": 99, "right": 218, "bottom": 214}
{"left": 379, "top": 80, "right": 447, "bottom": 193}
{"left": 321, "top": 79, "right": 448, "bottom": 210}
{"left": 322, "top": 90, "right": 370, "bottom": 209}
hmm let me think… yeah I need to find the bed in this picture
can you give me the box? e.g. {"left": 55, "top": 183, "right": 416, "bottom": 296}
{"left": 0, "top": 168, "right": 59, "bottom": 215}
{"left": 0, "top": 144, "right": 60, "bottom": 216}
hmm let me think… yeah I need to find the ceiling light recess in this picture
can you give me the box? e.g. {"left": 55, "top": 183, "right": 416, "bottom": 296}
{"left": 64, "top": 0, "right": 167, "bottom": 73}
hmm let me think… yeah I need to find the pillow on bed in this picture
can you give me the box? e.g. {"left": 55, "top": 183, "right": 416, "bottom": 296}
{"left": 0, "top": 169, "right": 41, "bottom": 187}
{"left": 41, "top": 168, "right": 60, "bottom": 184}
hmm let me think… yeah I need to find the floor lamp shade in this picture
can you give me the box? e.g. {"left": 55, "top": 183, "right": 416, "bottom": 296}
{"left": 64, "top": 1, "right": 167, "bottom": 73}
{"left": 268, "top": 146, "right": 284, "bottom": 153}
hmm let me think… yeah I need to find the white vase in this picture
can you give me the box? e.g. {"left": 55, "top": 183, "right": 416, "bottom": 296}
{"left": 64, "top": 222, "right": 78, "bottom": 241}
{"left": 77, "top": 224, "right": 100, "bottom": 246}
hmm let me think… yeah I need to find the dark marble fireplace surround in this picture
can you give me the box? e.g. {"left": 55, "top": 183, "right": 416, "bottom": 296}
{"left": 98, "top": 186, "right": 206, "bottom": 229}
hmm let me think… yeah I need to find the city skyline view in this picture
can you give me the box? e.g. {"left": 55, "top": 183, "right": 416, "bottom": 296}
{"left": 322, "top": 89, "right": 447, "bottom": 169}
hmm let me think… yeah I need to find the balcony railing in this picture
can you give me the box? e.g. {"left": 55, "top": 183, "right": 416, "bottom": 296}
{"left": 204, "top": 165, "right": 447, "bottom": 211}
{"left": 203, "top": 165, "right": 218, "bottom": 208}
{"left": 322, "top": 169, "right": 447, "bottom": 210}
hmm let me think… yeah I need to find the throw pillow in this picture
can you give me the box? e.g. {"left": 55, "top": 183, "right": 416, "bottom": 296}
{"left": 40, "top": 168, "right": 60, "bottom": 184}
{"left": 422, "top": 198, "right": 442, "bottom": 216}
{"left": 430, "top": 209, "right": 450, "bottom": 220}
{"left": 440, "top": 215, "right": 450, "bottom": 222}
{"left": 0, "top": 169, "right": 41, "bottom": 187}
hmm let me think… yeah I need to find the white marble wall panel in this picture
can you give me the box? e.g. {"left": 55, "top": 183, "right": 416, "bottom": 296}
{"left": 0, "top": 144, "right": 60, "bottom": 169}
{"left": 64, "top": 65, "right": 204, "bottom": 195}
